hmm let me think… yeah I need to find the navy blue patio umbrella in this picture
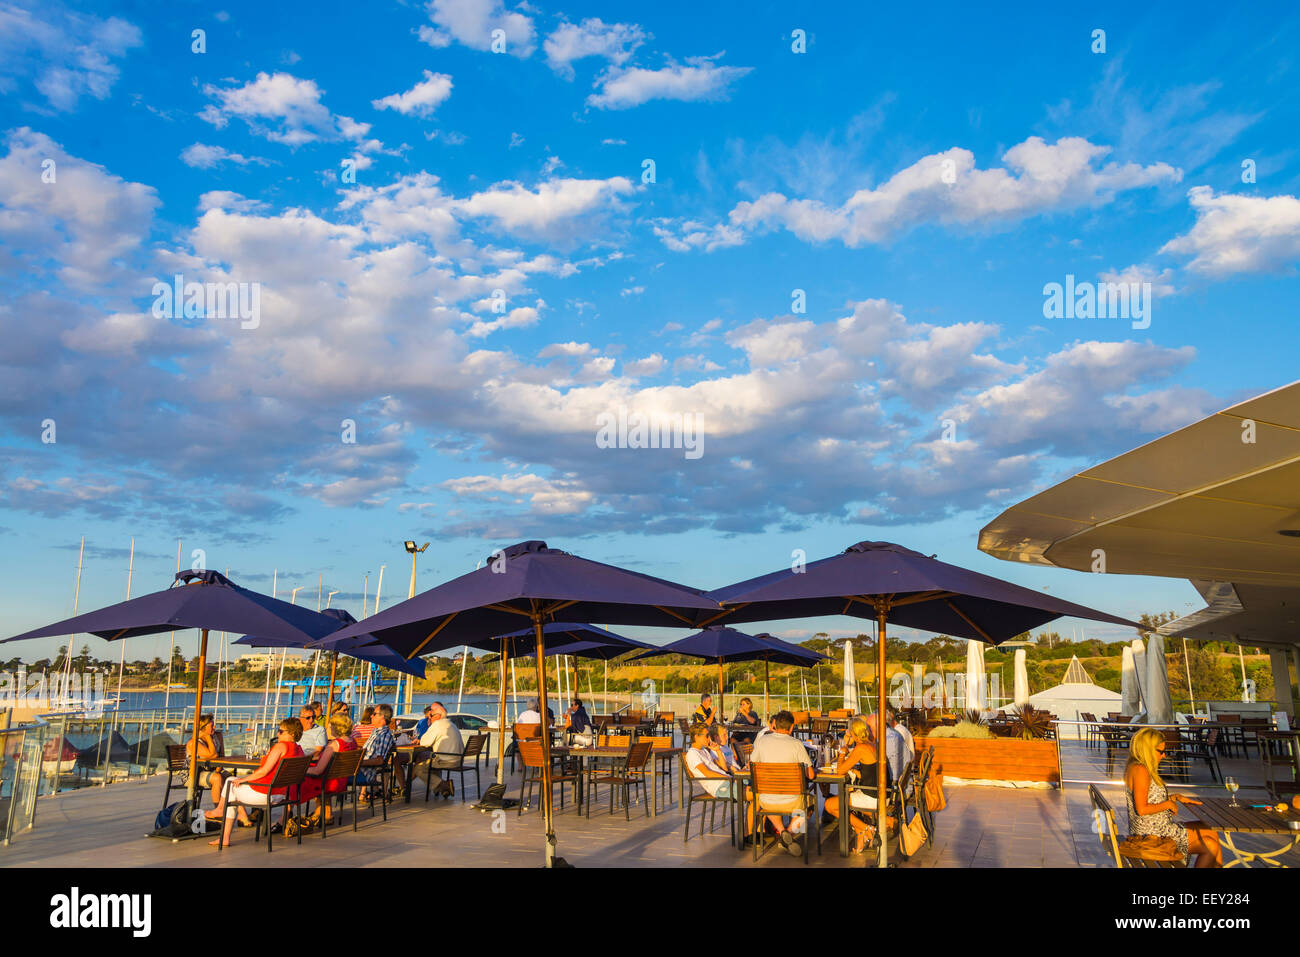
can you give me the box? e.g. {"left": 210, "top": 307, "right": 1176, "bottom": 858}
{"left": 703, "top": 540, "right": 1140, "bottom": 867}
{"left": 312, "top": 540, "right": 722, "bottom": 867}
{"left": 236, "top": 607, "right": 425, "bottom": 724}
{"left": 630, "top": 625, "right": 826, "bottom": 717}
{"left": 3, "top": 569, "right": 343, "bottom": 801}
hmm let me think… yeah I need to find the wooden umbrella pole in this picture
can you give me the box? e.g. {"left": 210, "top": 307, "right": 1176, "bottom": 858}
{"left": 186, "top": 628, "right": 209, "bottom": 803}
{"left": 496, "top": 639, "right": 509, "bottom": 785}
{"left": 764, "top": 655, "right": 770, "bottom": 718}
{"left": 875, "top": 602, "right": 889, "bottom": 869}
{"left": 324, "top": 651, "right": 339, "bottom": 728}
{"left": 533, "top": 615, "right": 557, "bottom": 867}
{"left": 718, "top": 660, "right": 725, "bottom": 718}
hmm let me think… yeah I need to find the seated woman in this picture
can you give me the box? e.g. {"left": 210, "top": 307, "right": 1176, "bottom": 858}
{"left": 1126, "top": 727, "right": 1221, "bottom": 867}
{"left": 732, "top": 697, "right": 761, "bottom": 741}
{"left": 824, "top": 715, "right": 889, "bottom": 854}
{"left": 186, "top": 714, "right": 228, "bottom": 822}
{"left": 207, "top": 718, "right": 304, "bottom": 847}
{"left": 298, "top": 714, "right": 357, "bottom": 825}
{"left": 685, "top": 724, "right": 734, "bottom": 799}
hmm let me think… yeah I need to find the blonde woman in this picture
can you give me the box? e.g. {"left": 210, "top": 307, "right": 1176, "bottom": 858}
{"left": 824, "top": 715, "right": 886, "bottom": 854}
{"left": 1125, "top": 727, "right": 1221, "bottom": 867}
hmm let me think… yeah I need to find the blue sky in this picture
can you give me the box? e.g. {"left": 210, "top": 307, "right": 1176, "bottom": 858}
{"left": 2, "top": 0, "right": 1299, "bottom": 662}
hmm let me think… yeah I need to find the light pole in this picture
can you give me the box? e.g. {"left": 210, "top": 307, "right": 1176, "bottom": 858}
{"left": 404, "top": 542, "right": 429, "bottom": 712}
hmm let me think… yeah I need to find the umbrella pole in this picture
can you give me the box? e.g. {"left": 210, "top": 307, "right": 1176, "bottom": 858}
{"left": 496, "top": 639, "right": 509, "bottom": 785}
{"left": 718, "top": 661, "right": 725, "bottom": 718}
{"left": 532, "top": 615, "right": 557, "bottom": 867}
{"left": 764, "top": 655, "right": 770, "bottom": 718}
{"left": 875, "top": 603, "right": 889, "bottom": 869}
{"left": 186, "top": 628, "right": 209, "bottom": 804}
{"left": 324, "top": 651, "right": 339, "bottom": 728}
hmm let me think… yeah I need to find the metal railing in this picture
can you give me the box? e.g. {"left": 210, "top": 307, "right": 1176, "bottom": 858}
{"left": 1, "top": 715, "right": 49, "bottom": 846}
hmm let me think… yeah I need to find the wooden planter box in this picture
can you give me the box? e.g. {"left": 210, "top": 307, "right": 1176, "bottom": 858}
{"left": 914, "top": 735, "right": 1059, "bottom": 783}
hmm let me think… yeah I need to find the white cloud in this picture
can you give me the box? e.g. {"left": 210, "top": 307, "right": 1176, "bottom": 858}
{"left": 653, "top": 218, "right": 746, "bottom": 252}
{"left": 418, "top": 0, "right": 536, "bottom": 57}
{"left": 544, "top": 18, "right": 646, "bottom": 79}
{"left": 199, "top": 72, "right": 371, "bottom": 146}
{"left": 0, "top": 5, "right": 142, "bottom": 111}
{"left": 197, "top": 190, "right": 268, "bottom": 214}
{"left": 442, "top": 472, "right": 594, "bottom": 513}
{"left": 180, "top": 143, "right": 260, "bottom": 168}
{"left": 539, "top": 341, "right": 594, "bottom": 358}
{"left": 372, "top": 71, "right": 453, "bottom": 117}
{"left": 468, "top": 300, "right": 544, "bottom": 337}
{"left": 587, "top": 56, "right": 752, "bottom": 110}
{"left": 1159, "top": 186, "right": 1300, "bottom": 276}
{"left": 1099, "top": 263, "right": 1177, "bottom": 296}
{"left": 456, "top": 176, "right": 635, "bottom": 239}
{"left": 623, "top": 354, "right": 666, "bottom": 377}
{"left": 727, "top": 136, "right": 1181, "bottom": 247}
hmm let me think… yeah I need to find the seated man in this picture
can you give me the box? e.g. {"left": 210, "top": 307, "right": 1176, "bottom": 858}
{"left": 693, "top": 692, "right": 717, "bottom": 727}
{"left": 414, "top": 704, "right": 436, "bottom": 741}
{"left": 517, "top": 698, "right": 543, "bottom": 724}
{"left": 298, "top": 706, "right": 328, "bottom": 756}
{"left": 748, "top": 710, "right": 814, "bottom": 857}
{"left": 567, "top": 697, "right": 595, "bottom": 746}
{"left": 417, "top": 701, "right": 465, "bottom": 798}
{"left": 356, "top": 706, "right": 396, "bottom": 800}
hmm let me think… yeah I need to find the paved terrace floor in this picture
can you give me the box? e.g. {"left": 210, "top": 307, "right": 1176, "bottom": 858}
{"left": 4, "top": 741, "right": 1297, "bottom": 868}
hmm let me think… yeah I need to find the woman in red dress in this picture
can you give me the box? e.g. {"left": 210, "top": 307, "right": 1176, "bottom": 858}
{"left": 299, "top": 714, "right": 358, "bottom": 824}
{"left": 209, "top": 718, "right": 304, "bottom": 847}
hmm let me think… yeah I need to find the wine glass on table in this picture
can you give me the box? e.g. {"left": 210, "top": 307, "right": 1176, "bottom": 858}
{"left": 1225, "top": 775, "right": 1240, "bottom": 808}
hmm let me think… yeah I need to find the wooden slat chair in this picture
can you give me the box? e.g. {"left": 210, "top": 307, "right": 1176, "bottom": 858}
{"left": 1100, "top": 724, "right": 1132, "bottom": 777}
{"left": 317, "top": 747, "right": 362, "bottom": 839}
{"left": 588, "top": 741, "right": 654, "bottom": 819}
{"left": 426, "top": 733, "right": 487, "bottom": 803}
{"left": 791, "top": 711, "right": 811, "bottom": 738}
{"left": 162, "top": 744, "right": 191, "bottom": 809}
{"left": 677, "top": 717, "right": 693, "bottom": 744}
{"left": 680, "top": 752, "right": 733, "bottom": 843}
{"left": 1215, "top": 713, "right": 1245, "bottom": 757}
{"left": 1263, "top": 734, "right": 1300, "bottom": 800}
{"left": 810, "top": 717, "right": 831, "bottom": 740}
{"left": 655, "top": 711, "right": 675, "bottom": 736}
{"left": 749, "top": 762, "right": 818, "bottom": 863}
{"left": 911, "top": 746, "right": 936, "bottom": 844}
{"left": 216, "top": 755, "right": 311, "bottom": 853}
{"left": 635, "top": 735, "right": 674, "bottom": 805}
{"left": 509, "top": 722, "right": 541, "bottom": 774}
{"left": 1080, "top": 712, "right": 1100, "bottom": 749}
{"left": 1088, "top": 784, "right": 1186, "bottom": 868}
{"left": 734, "top": 739, "right": 753, "bottom": 769}
{"left": 517, "top": 739, "right": 578, "bottom": 816}
{"left": 358, "top": 747, "right": 397, "bottom": 822}
{"left": 1242, "top": 718, "right": 1270, "bottom": 759}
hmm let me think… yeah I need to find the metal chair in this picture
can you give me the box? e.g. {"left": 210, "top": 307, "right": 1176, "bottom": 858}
{"left": 749, "top": 762, "right": 818, "bottom": 863}
{"left": 426, "top": 733, "right": 487, "bottom": 803}
{"left": 517, "top": 739, "right": 578, "bottom": 815}
{"left": 680, "top": 752, "right": 733, "bottom": 843}
{"left": 216, "top": 755, "right": 311, "bottom": 853}
{"left": 1088, "top": 784, "right": 1185, "bottom": 868}
{"left": 317, "top": 747, "right": 362, "bottom": 839}
{"left": 588, "top": 741, "right": 653, "bottom": 819}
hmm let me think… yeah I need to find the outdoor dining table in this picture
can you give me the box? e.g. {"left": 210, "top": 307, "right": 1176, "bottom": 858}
{"left": 1192, "top": 797, "right": 1300, "bottom": 867}
{"left": 552, "top": 744, "right": 682, "bottom": 817}
{"left": 730, "top": 767, "right": 853, "bottom": 858}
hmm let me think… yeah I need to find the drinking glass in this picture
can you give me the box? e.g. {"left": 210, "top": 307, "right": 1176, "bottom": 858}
{"left": 1225, "top": 776, "right": 1240, "bottom": 807}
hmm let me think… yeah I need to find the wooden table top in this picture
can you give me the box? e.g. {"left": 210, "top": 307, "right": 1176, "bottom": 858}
{"left": 1193, "top": 797, "right": 1300, "bottom": 835}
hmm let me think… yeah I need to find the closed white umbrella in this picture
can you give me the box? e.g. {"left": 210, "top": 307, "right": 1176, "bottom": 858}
{"left": 1145, "top": 634, "right": 1173, "bottom": 724}
{"left": 1013, "top": 648, "right": 1030, "bottom": 706}
{"left": 1120, "top": 645, "right": 1140, "bottom": 716}
{"left": 1130, "top": 638, "right": 1147, "bottom": 713}
{"left": 965, "top": 639, "right": 986, "bottom": 713}
{"left": 842, "top": 640, "right": 858, "bottom": 712}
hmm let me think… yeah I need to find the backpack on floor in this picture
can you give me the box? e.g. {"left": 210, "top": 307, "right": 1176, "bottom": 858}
{"left": 475, "top": 782, "right": 518, "bottom": 811}
{"left": 151, "top": 799, "right": 199, "bottom": 838}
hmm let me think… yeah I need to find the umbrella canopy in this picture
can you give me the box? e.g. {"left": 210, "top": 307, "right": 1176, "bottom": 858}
{"left": 3, "top": 569, "right": 333, "bottom": 805}
{"left": 704, "top": 540, "right": 1139, "bottom": 868}
{"left": 964, "top": 639, "right": 987, "bottom": 712}
{"left": 234, "top": 611, "right": 426, "bottom": 680}
{"left": 312, "top": 540, "right": 722, "bottom": 869}
{"left": 629, "top": 625, "right": 825, "bottom": 717}
{"left": 842, "top": 640, "right": 859, "bottom": 712}
{"left": 1013, "top": 648, "right": 1030, "bottom": 706}
{"left": 1145, "top": 634, "right": 1174, "bottom": 724}
{"left": 486, "top": 622, "right": 656, "bottom": 661}
{"left": 1120, "top": 645, "right": 1141, "bottom": 716}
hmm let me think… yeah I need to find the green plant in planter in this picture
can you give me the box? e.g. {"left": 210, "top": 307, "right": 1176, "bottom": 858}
{"left": 1012, "top": 704, "right": 1052, "bottom": 740}
{"left": 929, "top": 720, "right": 993, "bottom": 740}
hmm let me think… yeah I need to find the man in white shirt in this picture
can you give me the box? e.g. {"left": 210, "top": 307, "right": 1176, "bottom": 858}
{"left": 887, "top": 708, "right": 915, "bottom": 783}
{"left": 685, "top": 724, "right": 734, "bottom": 798}
{"left": 417, "top": 702, "right": 464, "bottom": 798}
{"left": 871, "top": 712, "right": 907, "bottom": 785}
{"left": 517, "top": 699, "right": 542, "bottom": 724}
{"left": 748, "top": 710, "right": 813, "bottom": 856}
{"left": 298, "top": 707, "right": 327, "bottom": 755}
